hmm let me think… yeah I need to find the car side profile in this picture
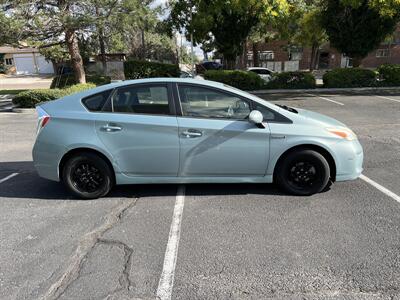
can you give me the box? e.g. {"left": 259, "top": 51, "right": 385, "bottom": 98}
{"left": 247, "top": 67, "right": 274, "bottom": 82}
{"left": 33, "top": 78, "right": 363, "bottom": 199}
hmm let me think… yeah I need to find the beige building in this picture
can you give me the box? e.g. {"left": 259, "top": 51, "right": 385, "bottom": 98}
{"left": 0, "top": 46, "right": 54, "bottom": 75}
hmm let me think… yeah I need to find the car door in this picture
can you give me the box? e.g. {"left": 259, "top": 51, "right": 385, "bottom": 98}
{"left": 176, "top": 83, "right": 270, "bottom": 177}
{"left": 94, "top": 83, "right": 180, "bottom": 176}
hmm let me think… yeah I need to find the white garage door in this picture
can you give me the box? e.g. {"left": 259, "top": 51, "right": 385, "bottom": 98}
{"left": 14, "top": 56, "right": 36, "bottom": 75}
{"left": 37, "top": 56, "right": 54, "bottom": 74}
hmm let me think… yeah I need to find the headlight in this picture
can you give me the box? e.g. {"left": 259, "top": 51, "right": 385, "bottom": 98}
{"left": 326, "top": 127, "right": 357, "bottom": 141}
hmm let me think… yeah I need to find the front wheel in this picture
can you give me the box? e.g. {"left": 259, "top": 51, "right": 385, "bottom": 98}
{"left": 62, "top": 152, "right": 113, "bottom": 199}
{"left": 275, "top": 149, "right": 330, "bottom": 196}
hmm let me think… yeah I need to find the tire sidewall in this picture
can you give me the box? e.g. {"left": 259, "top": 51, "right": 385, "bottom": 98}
{"left": 276, "top": 150, "right": 330, "bottom": 196}
{"left": 62, "top": 153, "right": 113, "bottom": 199}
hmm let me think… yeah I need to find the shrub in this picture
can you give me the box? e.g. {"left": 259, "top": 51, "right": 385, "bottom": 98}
{"left": 377, "top": 64, "right": 400, "bottom": 86}
{"left": 124, "top": 60, "right": 180, "bottom": 79}
{"left": 51, "top": 74, "right": 111, "bottom": 89}
{"left": 204, "top": 70, "right": 264, "bottom": 90}
{"left": 323, "top": 68, "right": 377, "bottom": 88}
{"left": 13, "top": 83, "right": 96, "bottom": 108}
{"left": 265, "top": 71, "right": 316, "bottom": 89}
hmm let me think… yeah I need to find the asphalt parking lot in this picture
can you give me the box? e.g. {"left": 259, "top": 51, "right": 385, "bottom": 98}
{"left": 0, "top": 91, "right": 400, "bottom": 300}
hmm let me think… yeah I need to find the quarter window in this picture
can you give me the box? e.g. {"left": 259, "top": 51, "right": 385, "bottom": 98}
{"left": 82, "top": 90, "right": 112, "bottom": 112}
{"left": 112, "top": 85, "right": 170, "bottom": 115}
{"left": 253, "top": 102, "right": 291, "bottom": 123}
{"left": 178, "top": 85, "right": 250, "bottom": 120}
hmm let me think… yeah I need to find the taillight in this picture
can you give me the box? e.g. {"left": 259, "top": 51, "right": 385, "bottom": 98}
{"left": 36, "top": 106, "right": 50, "bottom": 133}
{"left": 41, "top": 116, "right": 50, "bottom": 128}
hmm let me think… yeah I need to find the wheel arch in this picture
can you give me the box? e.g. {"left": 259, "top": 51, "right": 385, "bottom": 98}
{"left": 272, "top": 144, "right": 336, "bottom": 182}
{"left": 58, "top": 147, "right": 116, "bottom": 184}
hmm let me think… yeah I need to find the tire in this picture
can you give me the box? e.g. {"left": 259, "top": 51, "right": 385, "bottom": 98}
{"left": 275, "top": 149, "right": 330, "bottom": 196}
{"left": 62, "top": 152, "right": 113, "bottom": 199}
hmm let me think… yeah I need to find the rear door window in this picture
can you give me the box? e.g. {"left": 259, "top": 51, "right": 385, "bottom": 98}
{"left": 112, "top": 84, "right": 172, "bottom": 115}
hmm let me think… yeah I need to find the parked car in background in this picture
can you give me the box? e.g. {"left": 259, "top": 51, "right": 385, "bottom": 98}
{"left": 247, "top": 67, "right": 274, "bottom": 82}
{"left": 196, "top": 61, "right": 223, "bottom": 74}
{"left": 33, "top": 78, "right": 363, "bottom": 199}
{"left": 179, "top": 71, "right": 194, "bottom": 78}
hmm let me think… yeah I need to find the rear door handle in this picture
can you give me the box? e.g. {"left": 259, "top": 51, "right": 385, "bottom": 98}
{"left": 101, "top": 124, "right": 122, "bottom": 132}
{"left": 181, "top": 129, "right": 202, "bottom": 138}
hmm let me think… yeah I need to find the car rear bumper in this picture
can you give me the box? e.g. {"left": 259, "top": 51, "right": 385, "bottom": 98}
{"left": 334, "top": 139, "right": 364, "bottom": 182}
{"left": 32, "top": 139, "right": 63, "bottom": 182}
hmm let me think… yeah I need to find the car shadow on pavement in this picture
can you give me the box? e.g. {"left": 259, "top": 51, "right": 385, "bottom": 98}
{"left": 0, "top": 161, "right": 287, "bottom": 200}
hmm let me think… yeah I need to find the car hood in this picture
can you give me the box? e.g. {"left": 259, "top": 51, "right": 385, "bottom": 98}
{"left": 295, "top": 108, "right": 348, "bottom": 127}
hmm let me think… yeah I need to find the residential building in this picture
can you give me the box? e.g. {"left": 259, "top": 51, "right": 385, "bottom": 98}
{"left": 246, "top": 24, "right": 400, "bottom": 71}
{"left": 0, "top": 46, "right": 54, "bottom": 75}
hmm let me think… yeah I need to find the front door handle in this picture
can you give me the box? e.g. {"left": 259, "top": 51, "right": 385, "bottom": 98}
{"left": 101, "top": 123, "right": 122, "bottom": 132}
{"left": 181, "top": 129, "right": 202, "bottom": 138}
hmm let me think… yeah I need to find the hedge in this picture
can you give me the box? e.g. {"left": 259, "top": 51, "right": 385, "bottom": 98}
{"left": 323, "top": 68, "right": 377, "bottom": 88}
{"left": 124, "top": 60, "right": 180, "bottom": 79}
{"left": 51, "top": 74, "right": 111, "bottom": 89}
{"left": 377, "top": 64, "right": 400, "bottom": 86}
{"left": 265, "top": 71, "right": 316, "bottom": 89}
{"left": 13, "top": 83, "right": 96, "bottom": 108}
{"left": 204, "top": 70, "right": 264, "bottom": 90}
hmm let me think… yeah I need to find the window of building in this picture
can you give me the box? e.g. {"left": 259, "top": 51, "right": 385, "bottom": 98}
{"left": 5, "top": 58, "right": 13, "bottom": 65}
{"left": 376, "top": 49, "right": 390, "bottom": 58}
{"left": 258, "top": 51, "right": 274, "bottom": 61}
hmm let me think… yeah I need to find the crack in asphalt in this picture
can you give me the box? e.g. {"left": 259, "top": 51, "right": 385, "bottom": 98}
{"left": 97, "top": 238, "right": 135, "bottom": 292}
{"left": 40, "top": 197, "right": 138, "bottom": 300}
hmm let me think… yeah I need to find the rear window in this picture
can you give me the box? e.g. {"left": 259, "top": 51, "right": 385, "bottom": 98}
{"left": 82, "top": 90, "right": 112, "bottom": 112}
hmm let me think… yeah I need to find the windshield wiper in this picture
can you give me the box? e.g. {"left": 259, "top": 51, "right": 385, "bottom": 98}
{"left": 276, "top": 104, "right": 298, "bottom": 114}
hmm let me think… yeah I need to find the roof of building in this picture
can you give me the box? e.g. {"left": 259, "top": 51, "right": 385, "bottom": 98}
{"left": 0, "top": 46, "right": 39, "bottom": 54}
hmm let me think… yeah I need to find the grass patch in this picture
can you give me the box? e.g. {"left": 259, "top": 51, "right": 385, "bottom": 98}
{"left": 0, "top": 89, "right": 28, "bottom": 95}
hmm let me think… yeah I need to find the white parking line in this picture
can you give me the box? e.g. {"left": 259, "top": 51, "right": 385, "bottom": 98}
{"left": 0, "top": 172, "right": 19, "bottom": 184}
{"left": 360, "top": 174, "right": 400, "bottom": 204}
{"left": 157, "top": 185, "right": 186, "bottom": 300}
{"left": 375, "top": 95, "right": 400, "bottom": 103}
{"left": 305, "top": 93, "right": 345, "bottom": 106}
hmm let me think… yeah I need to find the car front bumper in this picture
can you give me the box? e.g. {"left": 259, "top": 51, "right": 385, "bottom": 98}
{"left": 334, "top": 139, "right": 364, "bottom": 182}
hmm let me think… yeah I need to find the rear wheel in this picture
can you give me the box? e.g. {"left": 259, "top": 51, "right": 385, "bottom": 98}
{"left": 62, "top": 152, "right": 113, "bottom": 199}
{"left": 275, "top": 149, "right": 330, "bottom": 196}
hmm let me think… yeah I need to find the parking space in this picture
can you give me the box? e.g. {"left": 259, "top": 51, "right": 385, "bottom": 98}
{"left": 1, "top": 91, "right": 400, "bottom": 299}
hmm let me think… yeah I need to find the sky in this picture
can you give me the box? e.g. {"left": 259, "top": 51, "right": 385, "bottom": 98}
{"left": 151, "top": 0, "right": 205, "bottom": 60}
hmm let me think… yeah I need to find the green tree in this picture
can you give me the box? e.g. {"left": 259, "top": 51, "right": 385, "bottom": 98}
{"left": 320, "top": 0, "right": 400, "bottom": 66}
{"left": 293, "top": 9, "right": 327, "bottom": 70}
{"left": 1, "top": 0, "right": 94, "bottom": 83}
{"left": 169, "top": 0, "right": 289, "bottom": 69}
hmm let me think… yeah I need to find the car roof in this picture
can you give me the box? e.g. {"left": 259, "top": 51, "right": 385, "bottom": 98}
{"left": 43, "top": 77, "right": 281, "bottom": 115}
{"left": 66, "top": 78, "right": 227, "bottom": 98}
{"left": 247, "top": 67, "right": 272, "bottom": 70}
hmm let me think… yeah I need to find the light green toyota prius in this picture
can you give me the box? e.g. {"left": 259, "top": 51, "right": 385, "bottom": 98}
{"left": 32, "top": 78, "right": 363, "bottom": 199}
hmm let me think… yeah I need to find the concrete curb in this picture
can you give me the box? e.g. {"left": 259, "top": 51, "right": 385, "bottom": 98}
{"left": 250, "top": 86, "right": 400, "bottom": 94}
{"left": 12, "top": 108, "right": 35, "bottom": 113}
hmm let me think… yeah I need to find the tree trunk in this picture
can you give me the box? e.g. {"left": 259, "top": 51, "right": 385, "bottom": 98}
{"left": 96, "top": 6, "right": 107, "bottom": 73}
{"left": 98, "top": 29, "right": 107, "bottom": 73}
{"left": 141, "top": 28, "right": 146, "bottom": 60}
{"left": 352, "top": 56, "right": 363, "bottom": 67}
{"left": 310, "top": 42, "right": 318, "bottom": 71}
{"left": 252, "top": 42, "right": 259, "bottom": 67}
{"left": 65, "top": 30, "right": 86, "bottom": 84}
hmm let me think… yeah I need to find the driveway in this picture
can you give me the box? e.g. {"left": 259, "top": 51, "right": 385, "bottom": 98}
{"left": 0, "top": 75, "right": 53, "bottom": 90}
{"left": 0, "top": 91, "right": 400, "bottom": 300}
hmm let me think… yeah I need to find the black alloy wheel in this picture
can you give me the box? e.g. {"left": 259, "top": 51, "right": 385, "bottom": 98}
{"left": 275, "top": 149, "right": 330, "bottom": 196}
{"left": 62, "top": 152, "right": 113, "bottom": 199}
